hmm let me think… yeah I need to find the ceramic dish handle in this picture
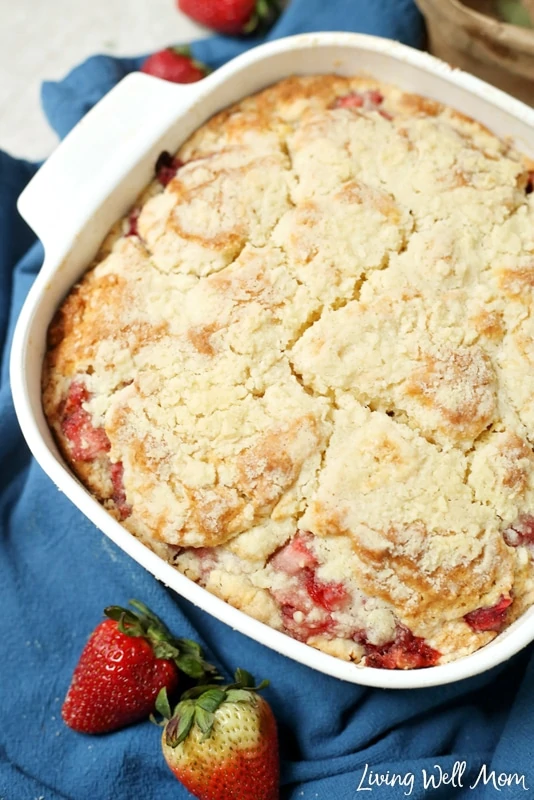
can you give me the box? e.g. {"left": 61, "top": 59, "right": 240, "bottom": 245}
{"left": 17, "top": 72, "right": 199, "bottom": 249}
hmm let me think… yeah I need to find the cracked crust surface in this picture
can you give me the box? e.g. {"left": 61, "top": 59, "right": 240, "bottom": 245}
{"left": 43, "top": 74, "right": 534, "bottom": 667}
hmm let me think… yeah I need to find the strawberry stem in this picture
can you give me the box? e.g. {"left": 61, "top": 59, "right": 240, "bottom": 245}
{"left": 160, "top": 669, "right": 269, "bottom": 747}
{"left": 241, "top": 0, "right": 282, "bottom": 34}
{"left": 169, "top": 46, "right": 212, "bottom": 75}
{"left": 155, "top": 686, "right": 173, "bottom": 720}
{"left": 104, "top": 600, "right": 218, "bottom": 682}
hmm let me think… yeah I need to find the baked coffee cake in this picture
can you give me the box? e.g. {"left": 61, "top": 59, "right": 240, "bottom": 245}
{"left": 43, "top": 75, "right": 534, "bottom": 669}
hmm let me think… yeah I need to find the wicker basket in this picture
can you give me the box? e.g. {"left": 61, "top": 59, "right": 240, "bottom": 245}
{"left": 415, "top": 0, "right": 534, "bottom": 104}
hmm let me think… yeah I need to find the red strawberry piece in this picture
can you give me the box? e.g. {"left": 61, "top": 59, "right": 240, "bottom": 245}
{"left": 270, "top": 531, "right": 348, "bottom": 640}
{"left": 270, "top": 575, "right": 333, "bottom": 642}
{"left": 365, "top": 89, "right": 384, "bottom": 105}
{"left": 332, "top": 89, "right": 392, "bottom": 118}
{"left": 160, "top": 669, "right": 279, "bottom": 800}
{"left": 60, "top": 381, "right": 132, "bottom": 518}
{"left": 333, "top": 92, "right": 364, "bottom": 109}
{"left": 63, "top": 379, "right": 89, "bottom": 415}
{"left": 62, "top": 600, "right": 217, "bottom": 734}
{"left": 126, "top": 208, "right": 140, "bottom": 237}
{"left": 110, "top": 462, "right": 131, "bottom": 520}
{"left": 304, "top": 570, "right": 349, "bottom": 613}
{"left": 178, "top": 0, "right": 281, "bottom": 36}
{"left": 464, "top": 595, "right": 512, "bottom": 633}
{"left": 185, "top": 547, "right": 219, "bottom": 578}
{"left": 141, "top": 48, "right": 209, "bottom": 84}
{"left": 503, "top": 514, "right": 534, "bottom": 547}
{"left": 358, "top": 625, "right": 441, "bottom": 670}
{"left": 61, "top": 381, "right": 111, "bottom": 462}
{"left": 280, "top": 604, "right": 334, "bottom": 642}
{"left": 155, "top": 150, "right": 184, "bottom": 186}
{"left": 269, "top": 531, "right": 317, "bottom": 575}
{"left": 526, "top": 170, "right": 534, "bottom": 194}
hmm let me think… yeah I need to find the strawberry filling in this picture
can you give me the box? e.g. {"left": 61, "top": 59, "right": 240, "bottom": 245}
{"left": 110, "top": 462, "right": 132, "bottom": 521}
{"left": 155, "top": 150, "right": 183, "bottom": 186}
{"left": 464, "top": 595, "right": 512, "bottom": 632}
{"left": 503, "top": 514, "right": 534, "bottom": 548}
{"left": 332, "top": 89, "right": 392, "bottom": 119}
{"left": 280, "top": 604, "right": 335, "bottom": 642}
{"left": 364, "top": 89, "right": 384, "bottom": 106}
{"left": 269, "top": 534, "right": 441, "bottom": 666}
{"left": 61, "top": 381, "right": 131, "bottom": 519}
{"left": 270, "top": 531, "right": 318, "bottom": 574}
{"left": 357, "top": 625, "right": 441, "bottom": 670}
{"left": 274, "top": 576, "right": 337, "bottom": 642}
{"left": 526, "top": 170, "right": 534, "bottom": 194}
{"left": 269, "top": 531, "right": 350, "bottom": 641}
{"left": 126, "top": 208, "right": 140, "bottom": 237}
{"left": 334, "top": 92, "right": 364, "bottom": 109}
{"left": 304, "top": 570, "right": 350, "bottom": 613}
{"left": 61, "top": 382, "right": 111, "bottom": 462}
{"left": 192, "top": 547, "right": 218, "bottom": 577}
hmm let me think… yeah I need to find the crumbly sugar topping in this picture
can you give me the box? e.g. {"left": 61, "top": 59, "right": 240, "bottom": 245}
{"left": 43, "top": 75, "right": 534, "bottom": 668}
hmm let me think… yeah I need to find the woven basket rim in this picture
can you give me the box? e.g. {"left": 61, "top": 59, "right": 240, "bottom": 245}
{"left": 416, "top": 0, "right": 534, "bottom": 52}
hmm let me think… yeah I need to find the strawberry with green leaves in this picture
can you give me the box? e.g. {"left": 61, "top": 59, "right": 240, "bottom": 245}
{"left": 159, "top": 668, "right": 279, "bottom": 800}
{"left": 178, "top": 0, "right": 282, "bottom": 36}
{"left": 141, "top": 47, "right": 210, "bottom": 84}
{"left": 62, "top": 600, "right": 216, "bottom": 734}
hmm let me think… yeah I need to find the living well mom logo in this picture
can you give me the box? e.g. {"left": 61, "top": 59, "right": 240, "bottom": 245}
{"left": 356, "top": 761, "right": 529, "bottom": 795}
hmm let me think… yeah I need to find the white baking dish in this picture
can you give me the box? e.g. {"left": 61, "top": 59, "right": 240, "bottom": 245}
{"left": 11, "top": 32, "right": 534, "bottom": 689}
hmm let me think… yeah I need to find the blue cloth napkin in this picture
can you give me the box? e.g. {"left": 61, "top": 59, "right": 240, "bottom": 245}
{"left": 2, "top": 1, "right": 533, "bottom": 798}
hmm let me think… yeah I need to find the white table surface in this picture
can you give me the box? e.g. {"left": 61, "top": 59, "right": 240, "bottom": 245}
{"left": 0, "top": 0, "right": 207, "bottom": 160}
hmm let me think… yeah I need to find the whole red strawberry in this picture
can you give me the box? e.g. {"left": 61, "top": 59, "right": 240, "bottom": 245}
{"left": 62, "top": 600, "right": 216, "bottom": 734}
{"left": 178, "top": 0, "right": 281, "bottom": 36}
{"left": 141, "top": 47, "right": 209, "bottom": 83}
{"left": 160, "top": 669, "right": 279, "bottom": 800}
